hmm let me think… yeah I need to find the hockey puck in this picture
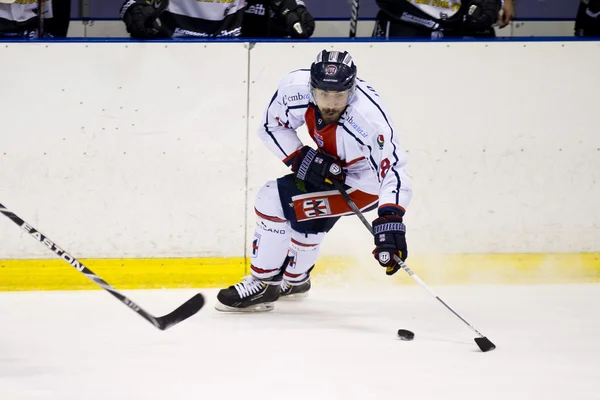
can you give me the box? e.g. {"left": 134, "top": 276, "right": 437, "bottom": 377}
{"left": 397, "top": 329, "right": 415, "bottom": 341}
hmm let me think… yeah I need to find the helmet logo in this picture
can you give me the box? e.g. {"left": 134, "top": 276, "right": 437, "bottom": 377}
{"left": 325, "top": 65, "right": 338, "bottom": 75}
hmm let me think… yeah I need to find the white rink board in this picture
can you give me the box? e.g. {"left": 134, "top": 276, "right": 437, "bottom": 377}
{"left": 1, "top": 41, "right": 599, "bottom": 260}
{"left": 247, "top": 41, "right": 600, "bottom": 256}
{"left": 0, "top": 42, "right": 249, "bottom": 259}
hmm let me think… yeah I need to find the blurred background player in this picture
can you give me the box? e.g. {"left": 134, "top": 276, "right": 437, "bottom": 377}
{"left": 120, "top": 0, "right": 314, "bottom": 39}
{"left": 215, "top": 50, "right": 413, "bottom": 312}
{"left": 497, "top": 0, "right": 514, "bottom": 29}
{"left": 242, "top": 0, "right": 315, "bottom": 38}
{"left": 575, "top": 0, "right": 600, "bottom": 36}
{"left": 372, "top": 0, "right": 503, "bottom": 38}
{"left": 0, "top": 0, "right": 70, "bottom": 38}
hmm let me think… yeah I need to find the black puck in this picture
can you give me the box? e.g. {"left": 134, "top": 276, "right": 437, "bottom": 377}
{"left": 397, "top": 329, "right": 415, "bottom": 341}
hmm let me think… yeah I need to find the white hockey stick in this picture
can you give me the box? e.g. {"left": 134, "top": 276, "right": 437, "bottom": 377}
{"left": 349, "top": 0, "right": 360, "bottom": 37}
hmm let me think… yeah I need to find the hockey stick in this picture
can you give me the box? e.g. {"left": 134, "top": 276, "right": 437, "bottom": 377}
{"left": 331, "top": 181, "right": 496, "bottom": 352}
{"left": 38, "top": 0, "right": 44, "bottom": 38}
{"left": 349, "top": 0, "right": 360, "bottom": 38}
{"left": 0, "top": 202, "right": 204, "bottom": 330}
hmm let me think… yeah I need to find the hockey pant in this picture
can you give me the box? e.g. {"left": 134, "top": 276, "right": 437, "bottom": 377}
{"left": 250, "top": 174, "right": 378, "bottom": 284}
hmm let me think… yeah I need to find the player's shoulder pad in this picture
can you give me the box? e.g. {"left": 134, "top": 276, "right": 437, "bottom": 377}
{"left": 276, "top": 69, "right": 311, "bottom": 107}
{"left": 341, "top": 106, "right": 375, "bottom": 142}
{"left": 344, "top": 79, "right": 395, "bottom": 141}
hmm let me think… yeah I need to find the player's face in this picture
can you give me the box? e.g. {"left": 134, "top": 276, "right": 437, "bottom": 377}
{"left": 313, "top": 89, "right": 350, "bottom": 124}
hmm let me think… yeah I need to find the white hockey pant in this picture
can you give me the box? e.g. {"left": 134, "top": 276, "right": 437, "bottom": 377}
{"left": 251, "top": 181, "right": 325, "bottom": 285}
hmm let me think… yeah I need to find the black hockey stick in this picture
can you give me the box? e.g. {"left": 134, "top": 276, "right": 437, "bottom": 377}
{"left": 349, "top": 0, "right": 360, "bottom": 37}
{"left": 38, "top": 0, "right": 44, "bottom": 38}
{"left": 0, "top": 202, "right": 204, "bottom": 330}
{"left": 331, "top": 181, "right": 496, "bottom": 352}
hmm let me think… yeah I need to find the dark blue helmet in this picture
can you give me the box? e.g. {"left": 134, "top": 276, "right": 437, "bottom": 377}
{"left": 310, "top": 50, "right": 357, "bottom": 93}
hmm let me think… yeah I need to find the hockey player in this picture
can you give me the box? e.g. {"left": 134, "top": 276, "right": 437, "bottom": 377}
{"left": 242, "top": 0, "right": 315, "bottom": 37}
{"left": 120, "top": 0, "right": 314, "bottom": 39}
{"left": 575, "top": 0, "right": 600, "bottom": 36}
{"left": 372, "top": 0, "right": 503, "bottom": 38}
{"left": 0, "top": 0, "right": 70, "bottom": 38}
{"left": 215, "top": 50, "right": 413, "bottom": 312}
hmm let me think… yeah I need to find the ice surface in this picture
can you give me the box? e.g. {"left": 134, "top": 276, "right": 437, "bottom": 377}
{"left": 1, "top": 283, "right": 599, "bottom": 400}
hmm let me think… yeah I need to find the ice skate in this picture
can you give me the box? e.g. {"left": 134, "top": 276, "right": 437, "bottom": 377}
{"left": 215, "top": 275, "right": 281, "bottom": 312}
{"left": 279, "top": 278, "right": 311, "bottom": 300}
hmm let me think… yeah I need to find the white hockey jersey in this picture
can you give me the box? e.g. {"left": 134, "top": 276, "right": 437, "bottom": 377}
{"left": 376, "top": 0, "right": 503, "bottom": 27}
{"left": 0, "top": 1, "right": 52, "bottom": 37}
{"left": 258, "top": 69, "right": 412, "bottom": 217}
{"left": 406, "top": 0, "right": 462, "bottom": 20}
{"left": 120, "top": 0, "right": 245, "bottom": 37}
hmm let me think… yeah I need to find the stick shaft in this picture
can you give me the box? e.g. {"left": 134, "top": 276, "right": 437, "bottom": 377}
{"left": 332, "top": 181, "right": 487, "bottom": 339}
{"left": 349, "top": 0, "right": 360, "bottom": 37}
{"left": 38, "top": 0, "right": 44, "bottom": 37}
{"left": 0, "top": 202, "right": 162, "bottom": 328}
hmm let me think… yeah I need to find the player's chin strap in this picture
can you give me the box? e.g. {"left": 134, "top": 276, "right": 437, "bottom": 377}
{"left": 330, "top": 179, "right": 496, "bottom": 353}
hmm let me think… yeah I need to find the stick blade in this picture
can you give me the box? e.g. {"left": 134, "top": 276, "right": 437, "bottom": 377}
{"left": 155, "top": 293, "right": 205, "bottom": 330}
{"left": 474, "top": 337, "right": 496, "bottom": 352}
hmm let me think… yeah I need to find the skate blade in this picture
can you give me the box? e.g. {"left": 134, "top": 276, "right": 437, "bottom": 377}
{"left": 279, "top": 292, "right": 310, "bottom": 301}
{"left": 214, "top": 301, "right": 275, "bottom": 313}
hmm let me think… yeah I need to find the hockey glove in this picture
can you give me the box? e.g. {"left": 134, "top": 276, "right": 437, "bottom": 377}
{"left": 291, "top": 146, "right": 345, "bottom": 191}
{"left": 277, "top": 0, "right": 315, "bottom": 38}
{"left": 372, "top": 212, "right": 407, "bottom": 276}
{"left": 123, "top": 3, "right": 165, "bottom": 39}
{"left": 463, "top": 0, "right": 502, "bottom": 30}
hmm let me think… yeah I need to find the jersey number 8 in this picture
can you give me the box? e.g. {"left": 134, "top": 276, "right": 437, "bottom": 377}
{"left": 380, "top": 158, "right": 390, "bottom": 179}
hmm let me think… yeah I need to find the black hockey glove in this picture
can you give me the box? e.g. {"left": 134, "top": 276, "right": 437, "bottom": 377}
{"left": 463, "top": 0, "right": 502, "bottom": 30}
{"left": 372, "top": 212, "right": 407, "bottom": 276}
{"left": 123, "top": 3, "right": 166, "bottom": 39}
{"left": 291, "top": 146, "right": 345, "bottom": 191}
{"left": 277, "top": 0, "right": 315, "bottom": 38}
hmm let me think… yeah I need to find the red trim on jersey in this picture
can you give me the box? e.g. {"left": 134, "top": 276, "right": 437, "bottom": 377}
{"left": 283, "top": 148, "right": 302, "bottom": 166}
{"left": 305, "top": 106, "right": 339, "bottom": 158}
{"left": 291, "top": 238, "right": 319, "bottom": 247}
{"left": 275, "top": 117, "right": 289, "bottom": 128}
{"left": 255, "top": 208, "right": 287, "bottom": 223}
{"left": 342, "top": 156, "right": 365, "bottom": 167}
{"left": 292, "top": 189, "right": 378, "bottom": 222}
